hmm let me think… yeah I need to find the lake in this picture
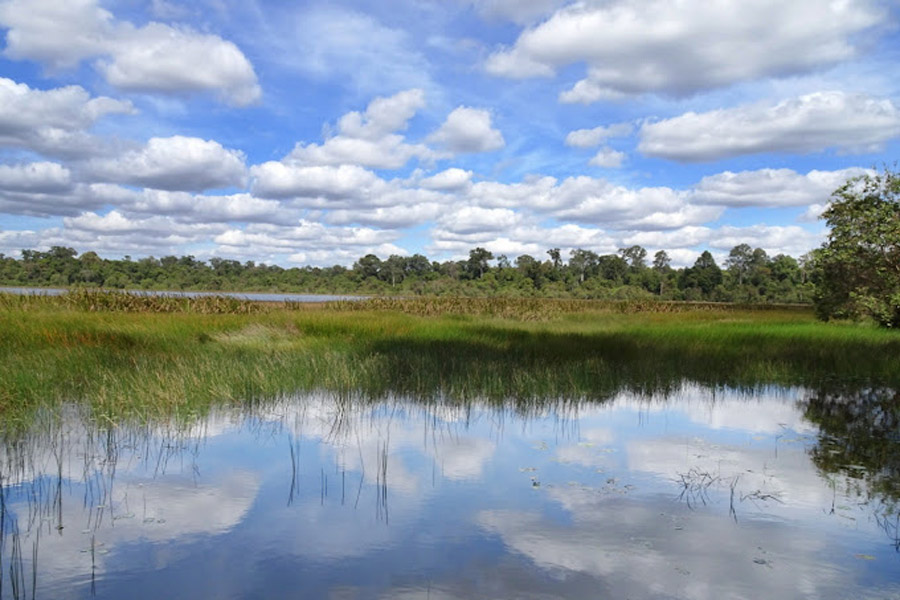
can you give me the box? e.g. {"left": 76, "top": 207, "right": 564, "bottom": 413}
{"left": 0, "top": 384, "right": 897, "bottom": 599}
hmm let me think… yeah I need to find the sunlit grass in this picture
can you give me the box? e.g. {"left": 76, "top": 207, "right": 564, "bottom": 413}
{"left": 1, "top": 291, "right": 897, "bottom": 430}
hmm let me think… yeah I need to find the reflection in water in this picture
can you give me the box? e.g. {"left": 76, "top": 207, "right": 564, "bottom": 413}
{"left": 0, "top": 386, "right": 898, "bottom": 599}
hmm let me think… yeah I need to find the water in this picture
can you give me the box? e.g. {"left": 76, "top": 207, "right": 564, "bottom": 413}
{"left": 1, "top": 385, "right": 897, "bottom": 599}
{"left": 0, "top": 286, "right": 365, "bottom": 303}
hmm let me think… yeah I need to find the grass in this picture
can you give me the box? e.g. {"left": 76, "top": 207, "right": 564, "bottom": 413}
{"left": 0, "top": 291, "right": 898, "bottom": 430}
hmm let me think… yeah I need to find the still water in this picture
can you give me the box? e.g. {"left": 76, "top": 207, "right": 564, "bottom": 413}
{"left": 1, "top": 386, "right": 897, "bottom": 599}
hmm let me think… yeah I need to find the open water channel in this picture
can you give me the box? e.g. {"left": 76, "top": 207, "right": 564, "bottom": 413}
{"left": 0, "top": 385, "right": 897, "bottom": 599}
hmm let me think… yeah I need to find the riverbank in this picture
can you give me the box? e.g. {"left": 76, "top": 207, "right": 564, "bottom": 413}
{"left": 1, "top": 292, "right": 896, "bottom": 428}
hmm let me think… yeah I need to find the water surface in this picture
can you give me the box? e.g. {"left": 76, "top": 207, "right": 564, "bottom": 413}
{"left": 1, "top": 386, "right": 897, "bottom": 599}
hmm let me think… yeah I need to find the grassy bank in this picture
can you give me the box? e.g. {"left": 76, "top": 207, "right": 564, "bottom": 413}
{"left": 1, "top": 292, "right": 897, "bottom": 427}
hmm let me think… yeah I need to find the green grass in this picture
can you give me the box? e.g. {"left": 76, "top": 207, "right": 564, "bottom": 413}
{"left": 1, "top": 291, "right": 898, "bottom": 430}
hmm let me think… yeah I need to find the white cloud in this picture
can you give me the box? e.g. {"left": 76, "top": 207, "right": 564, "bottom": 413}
{"left": 621, "top": 224, "right": 824, "bottom": 260}
{"left": 99, "top": 23, "right": 261, "bottom": 106}
{"left": 485, "top": 0, "right": 884, "bottom": 100}
{"left": 0, "top": 77, "right": 134, "bottom": 158}
{"left": 429, "top": 217, "right": 616, "bottom": 259}
{"left": 639, "top": 92, "right": 900, "bottom": 161}
{"left": 707, "top": 224, "right": 825, "bottom": 256}
{"left": 0, "top": 0, "right": 111, "bottom": 69}
{"left": 464, "top": 0, "right": 567, "bottom": 24}
{"left": 288, "top": 89, "right": 436, "bottom": 169}
{"left": 324, "top": 202, "right": 444, "bottom": 228}
{"left": 334, "top": 88, "right": 425, "bottom": 140}
{"left": 0, "top": 210, "right": 230, "bottom": 256}
{"left": 0, "top": 162, "right": 71, "bottom": 193}
{"left": 565, "top": 123, "right": 633, "bottom": 148}
{"left": 691, "top": 167, "right": 869, "bottom": 207}
{"left": 89, "top": 136, "right": 247, "bottom": 192}
{"left": 64, "top": 210, "right": 226, "bottom": 238}
{"left": 127, "top": 190, "right": 293, "bottom": 225}
{"left": 419, "top": 168, "right": 473, "bottom": 190}
{"left": 250, "top": 163, "right": 388, "bottom": 203}
{"left": 0, "top": 0, "right": 260, "bottom": 105}
{"left": 429, "top": 107, "right": 505, "bottom": 153}
{"left": 466, "top": 176, "right": 557, "bottom": 210}
{"left": 588, "top": 147, "right": 625, "bottom": 168}
{"left": 212, "top": 221, "right": 405, "bottom": 266}
{"left": 547, "top": 177, "right": 720, "bottom": 230}
{"left": 438, "top": 206, "right": 523, "bottom": 234}
{"left": 215, "top": 221, "right": 399, "bottom": 252}
{"left": 0, "top": 182, "right": 130, "bottom": 217}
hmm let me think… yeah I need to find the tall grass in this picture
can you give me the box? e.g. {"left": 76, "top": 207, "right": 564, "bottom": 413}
{"left": 0, "top": 291, "right": 897, "bottom": 430}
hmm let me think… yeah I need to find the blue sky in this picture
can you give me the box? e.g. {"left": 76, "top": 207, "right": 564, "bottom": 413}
{"left": 0, "top": 0, "right": 898, "bottom": 267}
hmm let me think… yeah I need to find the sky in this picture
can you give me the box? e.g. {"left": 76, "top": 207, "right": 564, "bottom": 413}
{"left": 0, "top": 0, "right": 898, "bottom": 268}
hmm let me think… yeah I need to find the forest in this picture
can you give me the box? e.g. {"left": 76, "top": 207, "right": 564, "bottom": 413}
{"left": 0, "top": 243, "right": 814, "bottom": 303}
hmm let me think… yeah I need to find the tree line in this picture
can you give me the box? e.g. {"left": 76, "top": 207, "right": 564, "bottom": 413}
{"left": 0, "top": 243, "right": 815, "bottom": 303}
{"left": 2, "top": 166, "right": 895, "bottom": 322}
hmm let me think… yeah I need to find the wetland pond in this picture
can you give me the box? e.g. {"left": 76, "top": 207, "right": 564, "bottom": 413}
{"left": 1, "top": 385, "right": 898, "bottom": 599}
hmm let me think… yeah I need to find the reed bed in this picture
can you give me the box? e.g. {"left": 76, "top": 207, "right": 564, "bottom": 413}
{"left": 326, "top": 296, "right": 810, "bottom": 319}
{"left": 1, "top": 291, "right": 897, "bottom": 430}
{"left": 0, "top": 289, "right": 269, "bottom": 314}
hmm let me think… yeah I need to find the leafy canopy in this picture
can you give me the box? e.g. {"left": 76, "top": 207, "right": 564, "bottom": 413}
{"left": 815, "top": 167, "right": 900, "bottom": 327}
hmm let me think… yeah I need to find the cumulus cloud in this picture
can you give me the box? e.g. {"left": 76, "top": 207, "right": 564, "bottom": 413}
{"left": 324, "top": 202, "right": 444, "bottom": 228}
{"left": 0, "top": 210, "right": 231, "bottom": 257}
{"left": 64, "top": 210, "right": 226, "bottom": 238}
{"left": 0, "top": 182, "right": 131, "bottom": 217}
{"left": 0, "top": 77, "right": 134, "bottom": 158}
{"left": 419, "top": 168, "right": 473, "bottom": 190}
{"left": 0, "top": 0, "right": 260, "bottom": 105}
{"left": 89, "top": 136, "right": 248, "bottom": 192}
{"left": 484, "top": 0, "right": 884, "bottom": 100}
{"left": 126, "top": 190, "right": 293, "bottom": 225}
{"left": 691, "top": 167, "right": 868, "bottom": 207}
{"left": 588, "top": 147, "right": 625, "bottom": 168}
{"left": 213, "top": 221, "right": 404, "bottom": 266}
{"left": 544, "top": 177, "right": 720, "bottom": 230}
{"left": 251, "top": 163, "right": 388, "bottom": 203}
{"left": 98, "top": 23, "right": 261, "bottom": 105}
{"left": 429, "top": 219, "right": 616, "bottom": 259}
{"left": 639, "top": 92, "right": 900, "bottom": 161}
{"left": 288, "top": 89, "right": 436, "bottom": 169}
{"left": 438, "top": 206, "right": 523, "bottom": 234}
{"left": 565, "top": 123, "right": 633, "bottom": 148}
{"left": 0, "top": 162, "right": 72, "bottom": 194}
{"left": 429, "top": 107, "right": 505, "bottom": 153}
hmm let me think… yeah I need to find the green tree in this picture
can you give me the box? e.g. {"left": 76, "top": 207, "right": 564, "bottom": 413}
{"left": 569, "top": 248, "right": 599, "bottom": 283}
{"left": 725, "top": 244, "right": 754, "bottom": 286}
{"left": 815, "top": 168, "right": 900, "bottom": 327}
{"left": 679, "top": 251, "right": 722, "bottom": 298}
{"left": 619, "top": 245, "right": 647, "bottom": 270}
{"left": 467, "top": 247, "right": 493, "bottom": 279}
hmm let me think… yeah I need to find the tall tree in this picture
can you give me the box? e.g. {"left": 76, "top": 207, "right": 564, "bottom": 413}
{"left": 619, "top": 245, "right": 647, "bottom": 269}
{"left": 815, "top": 168, "right": 900, "bottom": 327}
{"left": 725, "top": 243, "right": 753, "bottom": 286}
{"left": 467, "top": 247, "right": 493, "bottom": 279}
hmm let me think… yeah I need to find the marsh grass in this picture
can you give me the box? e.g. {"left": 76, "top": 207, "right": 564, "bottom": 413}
{"left": 1, "top": 292, "right": 898, "bottom": 430}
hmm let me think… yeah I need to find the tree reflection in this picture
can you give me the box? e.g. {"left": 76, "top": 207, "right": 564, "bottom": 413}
{"left": 801, "top": 386, "right": 900, "bottom": 549}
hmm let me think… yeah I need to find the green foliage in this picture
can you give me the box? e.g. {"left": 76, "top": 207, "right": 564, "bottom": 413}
{"left": 2, "top": 295, "right": 899, "bottom": 426}
{"left": 1, "top": 242, "right": 819, "bottom": 304}
{"left": 815, "top": 167, "right": 900, "bottom": 327}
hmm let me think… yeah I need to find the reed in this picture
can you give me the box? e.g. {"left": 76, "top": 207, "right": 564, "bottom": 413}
{"left": 1, "top": 291, "right": 897, "bottom": 430}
